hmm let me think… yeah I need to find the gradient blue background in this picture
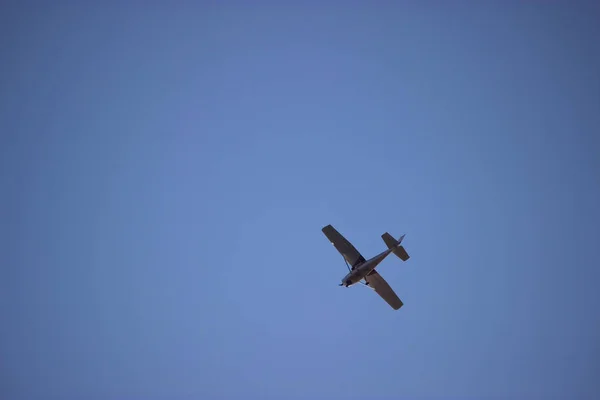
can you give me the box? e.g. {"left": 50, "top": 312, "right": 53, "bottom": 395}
{"left": 2, "top": 2, "right": 599, "bottom": 399}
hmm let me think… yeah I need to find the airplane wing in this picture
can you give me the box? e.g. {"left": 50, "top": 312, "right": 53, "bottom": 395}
{"left": 365, "top": 271, "right": 404, "bottom": 310}
{"left": 322, "top": 224, "right": 366, "bottom": 269}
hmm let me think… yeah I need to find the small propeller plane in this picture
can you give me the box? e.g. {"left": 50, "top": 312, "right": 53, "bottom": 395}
{"left": 322, "top": 224, "right": 410, "bottom": 310}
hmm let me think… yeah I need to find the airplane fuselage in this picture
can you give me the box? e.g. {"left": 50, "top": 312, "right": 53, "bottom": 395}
{"left": 341, "top": 248, "right": 393, "bottom": 287}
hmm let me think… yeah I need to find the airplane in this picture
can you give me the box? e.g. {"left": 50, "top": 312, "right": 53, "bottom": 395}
{"left": 322, "top": 224, "right": 410, "bottom": 310}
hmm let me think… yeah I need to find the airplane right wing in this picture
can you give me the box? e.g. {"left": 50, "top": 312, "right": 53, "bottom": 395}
{"left": 322, "top": 224, "right": 366, "bottom": 269}
{"left": 365, "top": 270, "right": 404, "bottom": 310}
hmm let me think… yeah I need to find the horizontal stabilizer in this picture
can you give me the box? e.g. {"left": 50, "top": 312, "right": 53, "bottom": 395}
{"left": 382, "top": 232, "right": 410, "bottom": 261}
{"left": 394, "top": 246, "right": 410, "bottom": 261}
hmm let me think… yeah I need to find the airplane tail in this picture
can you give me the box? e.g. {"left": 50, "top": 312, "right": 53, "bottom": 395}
{"left": 381, "top": 233, "right": 410, "bottom": 261}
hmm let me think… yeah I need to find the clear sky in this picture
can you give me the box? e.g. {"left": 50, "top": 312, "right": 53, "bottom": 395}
{"left": 1, "top": 2, "right": 599, "bottom": 399}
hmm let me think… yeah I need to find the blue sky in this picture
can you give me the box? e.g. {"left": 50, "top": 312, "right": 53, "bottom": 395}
{"left": 1, "top": 2, "right": 599, "bottom": 399}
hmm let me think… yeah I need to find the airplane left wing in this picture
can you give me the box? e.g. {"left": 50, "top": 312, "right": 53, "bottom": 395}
{"left": 322, "top": 224, "right": 366, "bottom": 269}
{"left": 365, "top": 271, "right": 403, "bottom": 310}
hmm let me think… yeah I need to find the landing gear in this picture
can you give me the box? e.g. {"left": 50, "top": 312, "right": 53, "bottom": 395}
{"left": 358, "top": 280, "right": 374, "bottom": 290}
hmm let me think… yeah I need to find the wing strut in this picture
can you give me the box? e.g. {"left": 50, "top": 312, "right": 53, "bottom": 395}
{"left": 341, "top": 254, "right": 351, "bottom": 272}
